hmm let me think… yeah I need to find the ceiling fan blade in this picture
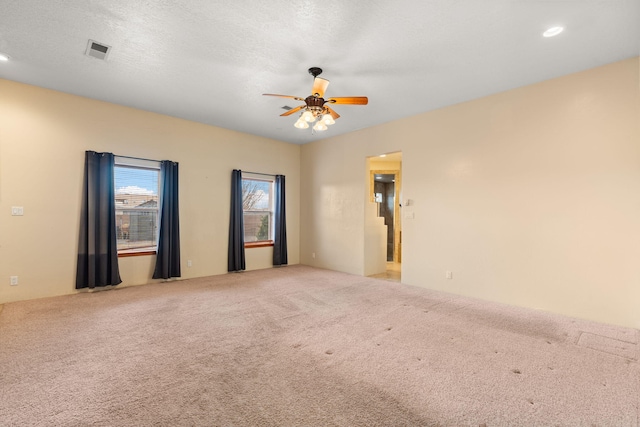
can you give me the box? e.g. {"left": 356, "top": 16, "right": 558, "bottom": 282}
{"left": 280, "top": 105, "right": 305, "bottom": 117}
{"left": 311, "top": 77, "right": 329, "bottom": 98}
{"left": 327, "top": 96, "right": 368, "bottom": 105}
{"left": 325, "top": 106, "right": 341, "bottom": 120}
{"left": 263, "top": 93, "right": 305, "bottom": 101}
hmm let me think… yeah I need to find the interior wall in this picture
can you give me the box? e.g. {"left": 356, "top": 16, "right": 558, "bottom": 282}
{"left": 0, "top": 79, "right": 300, "bottom": 304}
{"left": 301, "top": 57, "right": 640, "bottom": 328}
{"left": 300, "top": 138, "right": 368, "bottom": 275}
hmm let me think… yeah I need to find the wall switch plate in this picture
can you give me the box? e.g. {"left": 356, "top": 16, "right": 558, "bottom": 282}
{"left": 187, "top": 260, "right": 192, "bottom": 267}
{"left": 446, "top": 271, "right": 453, "bottom": 280}
{"left": 11, "top": 206, "right": 24, "bottom": 216}
{"left": 312, "top": 252, "right": 316, "bottom": 259}
{"left": 10, "top": 276, "right": 18, "bottom": 286}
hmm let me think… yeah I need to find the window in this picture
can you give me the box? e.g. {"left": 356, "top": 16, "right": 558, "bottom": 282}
{"left": 242, "top": 177, "right": 274, "bottom": 247}
{"left": 114, "top": 157, "right": 161, "bottom": 255}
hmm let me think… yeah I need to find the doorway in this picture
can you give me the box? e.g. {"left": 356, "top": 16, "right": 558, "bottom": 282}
{"left": 373, "top": 174, "right": 396, "bottom": 261}
{"left": 367, "top": 152, "right": 402, "bottom": 281}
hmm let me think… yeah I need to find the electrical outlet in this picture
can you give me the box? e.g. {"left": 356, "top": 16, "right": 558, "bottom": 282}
{"left": 11, "top": 206, "right": 24, "bottom": 216}
{"left": 10, "top": 276, "right": 18, "bottom": 286}
{"left": 312, "top": 252, "right": 316, "bottom": 259}
{"left": 446, "top": 271, "right": 453, "bottom": 280}
{"left": 187, "top": 260, "right": 192, "bottom": 267}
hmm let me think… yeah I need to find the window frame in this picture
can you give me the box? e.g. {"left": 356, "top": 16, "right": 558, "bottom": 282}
{"left": 114, "top": 156, "right": 161, "bottom": 257}
{"left": 241, "top": 175, "right": 275, "bottom": 249}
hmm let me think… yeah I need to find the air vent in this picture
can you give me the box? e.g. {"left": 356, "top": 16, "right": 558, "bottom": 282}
{"left": 85, "top": 39, "right": 111, "bottom": 60}
{"left": 281, "top": 106, "right": 292, "bottom": 111}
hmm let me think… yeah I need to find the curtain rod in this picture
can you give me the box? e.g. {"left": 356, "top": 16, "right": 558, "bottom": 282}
{"left": 242, "top": 170, "right": 277, "bottom": 177}
{"left": 115, "top": 154, "right": 164, "bottom": 163}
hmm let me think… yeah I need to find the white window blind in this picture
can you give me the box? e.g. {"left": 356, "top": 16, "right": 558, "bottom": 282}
{"left": 114, "top": 157, "right": 161, "bottom": 252}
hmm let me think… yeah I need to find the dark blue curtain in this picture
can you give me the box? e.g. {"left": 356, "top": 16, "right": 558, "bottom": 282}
{"left": 273, "top": 175, "right": 288, "bottom": 266}
{"left": 153, "top": 161, "right": 181, "bottom": 279}
{"left": 76, "top": 151, "right": 122, "bottom": 289}
{"left": 228, "top": 169, "right": 246, "bottom": 272}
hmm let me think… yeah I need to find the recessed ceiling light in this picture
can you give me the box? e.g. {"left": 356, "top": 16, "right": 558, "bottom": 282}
{"left": 0, "top": 53, "right": 10, "bottom": 61}
{"left": 543, "top": 26, "right": 564, "bottom": 38}
{"left": 379, "top": 154, "right": 386, "bottom": 158}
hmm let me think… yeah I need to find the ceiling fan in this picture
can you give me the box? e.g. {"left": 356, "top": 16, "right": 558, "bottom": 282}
{"left": 263, "top": 67, "right": 368, "bottom": 131}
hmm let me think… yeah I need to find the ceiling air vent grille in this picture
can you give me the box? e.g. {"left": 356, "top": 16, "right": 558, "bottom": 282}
{"left": 85, "top": 40, "right": 111, "bottom": 60}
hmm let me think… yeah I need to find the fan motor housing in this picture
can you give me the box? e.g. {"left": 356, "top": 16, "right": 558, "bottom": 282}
{"left": 305, "top": 96, "right": 325, "bottom": 107}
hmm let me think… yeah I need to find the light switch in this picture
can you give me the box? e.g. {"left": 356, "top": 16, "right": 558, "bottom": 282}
{"left": 11, "top": 206, "right": 24, "bottom": 216}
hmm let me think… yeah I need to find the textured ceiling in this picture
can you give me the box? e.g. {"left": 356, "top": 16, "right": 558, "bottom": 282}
{"left": 0, "top": 1, "right": 638, "bottom": 144}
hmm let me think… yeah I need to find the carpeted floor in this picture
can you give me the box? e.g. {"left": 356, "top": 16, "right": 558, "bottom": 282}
{"left": 0, "top": 265, "right": 638, "bottom": 426}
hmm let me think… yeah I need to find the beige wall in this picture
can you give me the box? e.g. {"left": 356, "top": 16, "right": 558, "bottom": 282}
{"left": 301, "top": 58, "right": 640, "bottom": 328}
{"left": 0, "top": 80, "right": 300, "bottom": 304}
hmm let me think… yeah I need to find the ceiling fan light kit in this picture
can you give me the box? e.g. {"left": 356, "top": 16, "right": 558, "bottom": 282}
{"left": 263, "top": 67, "right": 368, "bottom": 132}
{"left": 294, "top": 120, "right": 309, "bottom": 129}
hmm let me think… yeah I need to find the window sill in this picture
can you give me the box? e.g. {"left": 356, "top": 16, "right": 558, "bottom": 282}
{"left": 245, "top": 241, "right": 274, "bottom": 249}
{"left": 118, "top": 248, "right": 157, "bottom": 257}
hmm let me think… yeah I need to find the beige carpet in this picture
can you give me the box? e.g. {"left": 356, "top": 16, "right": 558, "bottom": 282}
{"left": 0, "top": 265, "right": 638, "bottom": 426}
